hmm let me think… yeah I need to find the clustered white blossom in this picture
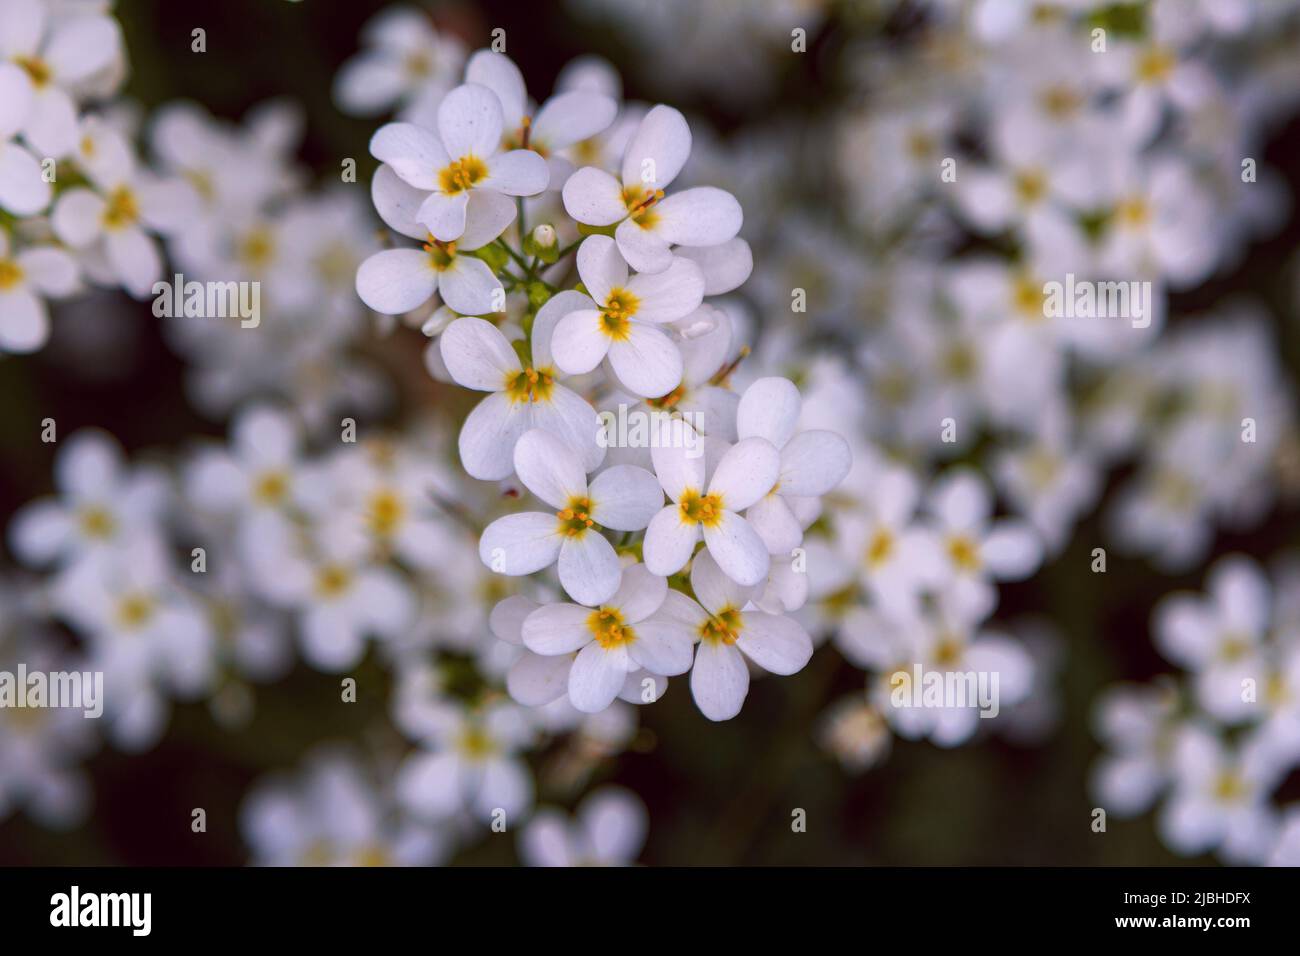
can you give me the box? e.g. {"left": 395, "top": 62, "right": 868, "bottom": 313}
{"left": 2, "top": 0, "right": 1300, "bottom": 867}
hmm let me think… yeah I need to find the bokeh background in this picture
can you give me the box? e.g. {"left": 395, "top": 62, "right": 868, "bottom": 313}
{"left": 2, "top": 0, "right": 1299, "bottom": 865}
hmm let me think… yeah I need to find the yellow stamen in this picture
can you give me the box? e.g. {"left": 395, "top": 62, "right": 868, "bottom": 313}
{"left": 678, "top": 488, "right": 724, "bottom": 528}
{"left": 438, "top": 155, "right": 487, "bottom": 194}
{"left": 587, "top": 606, "right": 635, "bottom": 649}
{"left": 0, "top": 259, "right": 23, "bottom": 291}
{"left": 698, "top": 606, "right": 743, "bottom": 645}
{"left": 503, "top": 366, "right": 555, "bottom": 404}
{"left": 557, "top": 496, "right": 596, "bottom": 537}
{"left": 102, "top": 187, "right": 139, "bottom": 230}
{"left": 947, "top": 534, "right": 981, "bottom": 571}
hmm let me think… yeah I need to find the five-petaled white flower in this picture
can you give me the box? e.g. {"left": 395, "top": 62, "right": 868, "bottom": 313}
{"left": 0, "top": 229, "right": 77, "bottom": 353}
{"left": 479, "top": 429, "right": 663, "bottom": 606}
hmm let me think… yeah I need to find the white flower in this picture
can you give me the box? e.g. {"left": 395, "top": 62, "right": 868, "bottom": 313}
{"left": 1090, "top": 683, "right": 1180, "bottom": 818}
{"left": 926, "top": 468, "right": 1043, "bottom": 620}
{"left": 735, "top": 376, "right": 851, "bottom": 555}
{"left": 520, "top": 786, "right": 647, "bottom": 866}
{"left": 50, "top": 117, "right": 192, "bottom": 297}
{"left": 394, "top": 700, "right": 535, "bottom": 824}
{"left": 561, "top": 104, "right": 742, "bottom": 274}
{"left": 0, "top": 0, "right": 123, "bottom": 157}
{"left": 551, "top": 234, "right": 703, "bottom": 398}
{"left": 464, "top": 49, "right": 618, "bottom": 184}
{"left": 643, "top": 419, "right": 778, "bottom": 586}
{"left": 333, "top": 6, "right": 465, "bottom": 118}
{"left": 522, "top": 563, "right": 693, "bottom": 713}
{"left": 0, "top": 62, "right": 51, "bottom": 215}
{"left": 479, "top": 429, "right": 662, "bottom": 606}
{"left": 0, "top": 228, "right": 77, "bottom": 352}
{"left": 677, "top": 550, "right": 813, "bottom": 721}
{"left": 440, "top": 302, "right": 605, "bottom": 480}
{"left": 369, "top": 82, "right": 549, "bottom": 243}
{"left": 8, "top": 429, "right": 168, "bottom": 569}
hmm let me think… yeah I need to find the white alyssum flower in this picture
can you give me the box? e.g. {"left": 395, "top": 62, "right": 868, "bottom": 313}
{"left": 333, "top": 6, "right": 465, "bottom": 119}
{"left": 0, "top": 228, "right": 78, "bottom": 352}
{"left": 520, "top": 785, "right": 647, "bottom": 866}
{"left": 369, "top": 82, "right": 549, "bottom": 243}
{"left": 479, "top": 429, "right": 662, "bottom": 606}
{"left": 562, "top": 104, "right": 743, "bottom": 274}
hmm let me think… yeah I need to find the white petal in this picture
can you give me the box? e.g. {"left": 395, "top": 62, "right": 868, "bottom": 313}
{"left": 483, "top": 149, "right": 549, "bottom": 196}
{"left": 106, "top": 227, "right": 161, "bottom": 298}
{"left": 489, "top": 594, "right": 538, "bottom": 645}
{"left": 569, "top": 642, "right": 629, "bottom": 713}
{"left": 690, "top": 641, "right": 748, "bottom": 721}
{"left": 534, "top": 92, "right": 617, "bottom": 150}
{"left": 625, "top": 256, "right": 704, "bottom": 323}
{"left": 17, "top": 246, "right": 77, "bottom": 296}
{"left": 610, "top": 563, "right": 667, "bottom": 622}
{"left": 653, "top": 187, "right": 742, "bottom": 247}
{"left": 575, "top": 234, "right": 627, "bottom": 304}
{"left": 417, "top": 190, "right": 469, "bottom": 242}
{"left": 370, "top": 122, "right": 448, "bottom": 190}
{"left": 745, "top": 494, "right": 803, "bottom": 555}
{"left": 690, "top": 548, "right": 754, "bottom": 616}
{"left": 778, "top": 430, "right": 852, "bottom": 497}
{"left": 465, "top": 50, "right": 527, "bottom": 128}
{"left": 438, "top": 254, "right": 502, "bottom": 315}
{"left": 982, "top": 521, "right": 1042, "bottom": 580}
{"left": 0, "top": 289, "right": 48, "bottom": 352}
{"left": 629, "top": 616, "right": 693, "bottom": 676}
{"left": 736, "top": 612, "right": 812, "bottom": 675}
{"left": 0, "top": 63, "right": 33, "bottom": 138}
{"left": 52, "top": 189, "right": 106, "bottom": 247}
{"left": 370, "top": 163, "right": 430, "bottom": 239}
{"left": 931, "top": 469, "right": 991, "bottom": 531}
{"left": 607, "top": 324, "right": 683, "bottom": 398}
{"left": 334, "top": 53, "right": 408, "bottom": 115}
{"left": 0, "top": 141, "right": 49, "bottom": 216}
{"left": 562, "top": 165, "right": 626, "bottom": 226}
{"left": 709, "top": 437, "right": 780, "bottom": 511}
{"left": 621, "top": 105, "right": 690, "bottom": 190}
{"left": 588, "top": 464, "right": 663, "bottom": 531}
{"left": 439, "top": 316, "right": 520, "bottom": 391}
{"left": 642, "top": 505, "right": 700, "bottom": 577}
{"left": 558, "top": 531, "right": 621, "bottom": 605}
{"left": 615, "top": 217, "right": 672, "bottom": 275}
{"left": 507, "top": 651, "right": 572, "bottom": 706}
{"left": 531, "top": 290, "right": 593, "bottom": 369}
{"left": 45, "top": 14, "right": 120, "bottom": 84}
{"left": 529, "top": 384, "right": 606, "bottom": 474}
{"left": 650, "top": 420, "right": 706, "bottom": 500}
{"left": 703, "top": 510, "right": 770, "bottom": 587}
{"left": 479, "top": 511, "right": 563, "bottom": 574}
{"left": 521, "top": 602, "right": 593, "bottom": 654}
{"left": 25, "top": 86, "right": 77, "bottom": 158}
{"left": 459, "top": 189, "right": 516, "bottom": 249}
{"left": 355, "top": 248, "right": 437, "bottom": 314}
{"left": 514, "top": 428, "right": 587, "bottom": 510}
{"left": 551, "top": 308, "right": 611, "bottom": 375}
{"left": 459, "top": 391, "right": 530, "bottom": 481}
{"left": 675, "top": 238, "right": 752, "bottom": 295}
{"left": 438, "top": 83, "right": 505, "bottom": 161}
{"left": 737, "top": 377, "right": 801, "bottom": 447}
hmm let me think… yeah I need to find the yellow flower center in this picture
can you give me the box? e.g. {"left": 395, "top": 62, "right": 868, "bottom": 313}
{"left": 1014, "top": 169, "right": 1047, "bottom": 205}
{"left": 1039, "top": 85, "right": 1080, "bottom": 119}
{"left": 115, "top": 593, "right": 155, "bottom": 630}
{"left": 315, "top": 564, "right": 352, "bottom": 598}
{"left": 238, "top": 227, "right": 276, "bottom": 268}
{"left": 102, "top": 187, "right": 139, "bottom": 230}
{"left": 1115, "top": 197, "right": 1149, "bottom": 227}
{"left": 1012, "top": 274, "right": 1046, "bottom": 319}
{"left": 367, "top": 489, "right": 405, "bottom": 536}
{"left": 1212, "top": 770, "right": 1246, "bottom": 803}
{"left": 933, "top": 635, "right": 963, "bottom": 667}
{"left": 587, "top": 606, "right": 635, "bottom": 649}
{"left": 252, "top": 470, "right": 289, "bottom": 505}
{"left": 866, "top": 529, "right": 894, "bottom": 567}
{"left": 78, "top": 505, "right": 117, "bottom": 539}
{"left": 503, "top": 366, "right": 555, "bottom": 404}
{"left": 678, "top": 488, "right": 724, "bottom": 528}
{"left": 0, "top": 259, "right": 24, "bottom": 290}
{"left": 557, "top": 496, "right": 596, "bottom": 537}
{"left": 1136, "top": 47, "right": 1175, "bottom": 84}
{"left": 601, "top": 288, "right": 639, "bottom": 338}
{"left": 459, "top": 727, "right": 496, "bottom": 758}
{"left": 438, "top": 155, "right": 487, "bottom": 194}
{"left": 699, "top": 606, "right": 743, "bottom": 645}
{"left": 14, "top": 55, "right": 50, "bottom": 87}
{"left": 421, "top": 235, "right": 457, "bottom": 271}
{"left": 947, "top": 534, "right": 981, "bottom": 571}
{"left": 622, "top": 184, "right": 664, "bottom": 226}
